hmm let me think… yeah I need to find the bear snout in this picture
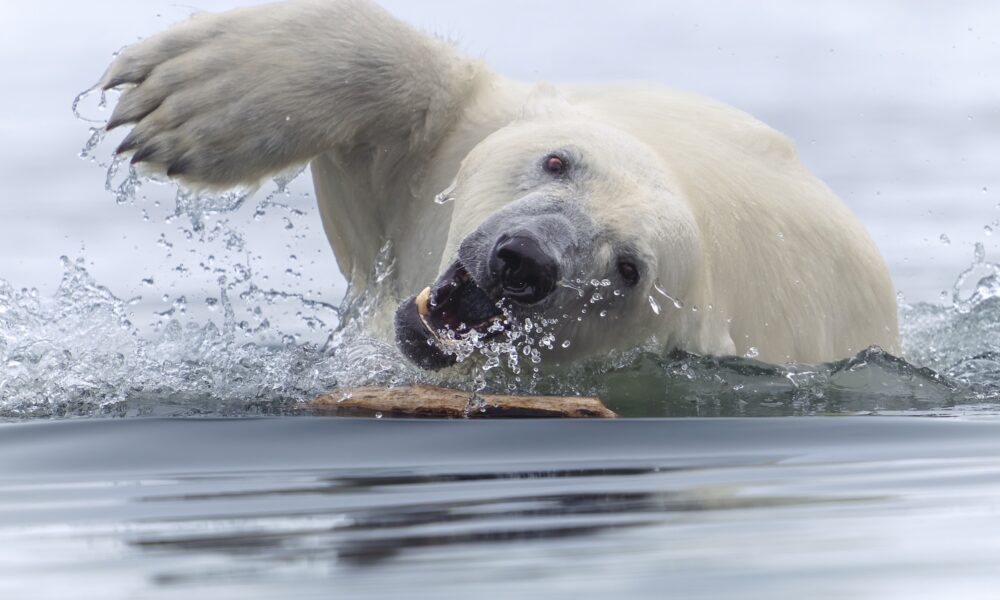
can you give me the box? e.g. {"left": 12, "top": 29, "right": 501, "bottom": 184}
{"left": 488, "top": 234, "right": 560, "bottom": 305}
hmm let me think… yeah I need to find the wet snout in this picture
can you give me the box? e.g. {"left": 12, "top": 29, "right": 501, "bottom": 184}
{"left": 489, "top": 234, "right": 559, "bottom": 305}
{"left": 395, "top": 197, "right": 594, "bottom": 370}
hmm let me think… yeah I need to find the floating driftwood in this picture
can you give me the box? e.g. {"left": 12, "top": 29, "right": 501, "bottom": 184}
{"left": 307, "top": 384, "right": 616, "bottom": 418}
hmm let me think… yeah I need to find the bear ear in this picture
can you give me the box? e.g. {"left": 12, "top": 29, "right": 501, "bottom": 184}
{"left": 518, "top": 83, "right": 585, "bottom": 121}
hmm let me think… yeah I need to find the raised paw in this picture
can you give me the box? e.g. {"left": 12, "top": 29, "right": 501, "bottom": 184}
{"left": 99, "top": 2, "right": 328, "bottom": 187}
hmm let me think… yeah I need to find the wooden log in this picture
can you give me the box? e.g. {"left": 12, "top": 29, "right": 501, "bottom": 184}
{"left": 306, "top": 384, "right": 616, "bottom": 418}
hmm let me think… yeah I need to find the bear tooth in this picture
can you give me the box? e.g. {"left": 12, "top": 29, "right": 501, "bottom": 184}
{"left": 415, "top": 286, "right": 432, "bottom": 317}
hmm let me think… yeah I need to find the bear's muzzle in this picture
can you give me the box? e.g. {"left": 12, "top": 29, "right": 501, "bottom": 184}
{"left": 394, "top": 261, "right": 504, "bottom": 370}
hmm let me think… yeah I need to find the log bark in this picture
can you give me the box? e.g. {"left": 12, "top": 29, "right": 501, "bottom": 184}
{"left": 306, "top": 384, "right": 616, "bottom": 418}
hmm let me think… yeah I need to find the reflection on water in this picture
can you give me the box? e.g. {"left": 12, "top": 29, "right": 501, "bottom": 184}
{"left": 2, "top": 417, "right": 1000, "bottom": 598}
{"left": 129, "top": 468, "right": 863, "bottom": 568}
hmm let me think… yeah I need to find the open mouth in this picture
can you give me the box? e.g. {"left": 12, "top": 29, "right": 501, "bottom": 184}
{"left": 395, "top": 262, "right": 505, "bottom": 370}
{"left": 419, "top": 262, "right": 504, "bottom": 337}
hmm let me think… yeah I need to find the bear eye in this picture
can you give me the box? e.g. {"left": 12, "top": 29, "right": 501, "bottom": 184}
{"left": 542, "top": 154, "right": 568, "bottom": 176}
{"left": 617, "top": 261, "right": 640, "bottom": 287}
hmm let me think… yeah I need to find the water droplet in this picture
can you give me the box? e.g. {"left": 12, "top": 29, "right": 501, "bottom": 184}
{"left": 374, "top": 412, "right": 383, "bottom": 419}
{"left": 559, "top": 280, "right": 586, "bottom": 297}
{"left": 373, "top": 240, "right": 396, "bottom": 284}
{"left": 599, "top": 310, "right": 608, "bottom": 317}
{"left": 652, "top": 281, "right": 684, "bottom": 309}
{"left": 986, "top": 225, "right": 994, "bottom": 237}
{"left": 648, "top": 295, "right": 661, "bottom": 315}
{"left": 744, "top": 347, "right": 759, "bottom": 359}
{"left": 561, "top": 340, "right": 571, "bottom": 349}
{"left": 974, "top": 241, "right": 986, "bottom": 263}
{"left": 940, "top": 233, "right": 951, "bottom": 245}
{"left": 434, "top": 181, "right": 457, "bottom": 204}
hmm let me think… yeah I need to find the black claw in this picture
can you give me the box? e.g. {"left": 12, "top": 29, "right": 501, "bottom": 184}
{"left": 106, "top": 116, "right": 127, "bottom": 131}
{"left": 115, "top": 133, "right": 139, "bottom": 155}
{"left": 102, "top": 77, "right": 126, "bottom": 91}
{"left": 166, "top": 158, "right": 189, "bottom": 178}
{"left": 102, "top": 74, "right": 139, "bottom": 91}
{"left": 130, "top": 143, "right": 159, "bottom": 165}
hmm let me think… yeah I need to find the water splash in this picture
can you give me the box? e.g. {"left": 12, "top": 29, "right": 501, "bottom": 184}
{"left": 897, "top": 246, "right": 1000, "bottom": 403}
{"left": 652, "top": 281, "right": 685, "bottom": 309}
{"left": 558, "top": 279, "right": 587, "bottom": 298}
{"left": 949, "top": 242, "right": 1000, "bottom": 314}
{"left": 0, "top": 257, "right": 316, "bottom": 417}
{"left": 648, "top": 295, "right": 661, "bottom": 315}
{"left": 0, "top": 254, "right": 424, "bottom": 418}
{"left": 6, "top": 236, "right": 1000, "bottom": 418}
{"left": 433, "top": 180, "right": 456, "bottom": 205}
{"left": 420, "top": 281, "right": 623, "bottom": 394}
{"left": 71, "top": 85, "right": 109, "bottom": 125}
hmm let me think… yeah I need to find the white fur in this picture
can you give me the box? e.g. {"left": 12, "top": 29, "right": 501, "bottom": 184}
{"left": 101, "top": 0, "right": 900, "bottom": 365}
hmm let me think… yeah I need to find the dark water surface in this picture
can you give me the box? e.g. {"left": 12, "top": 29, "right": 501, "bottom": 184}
{"left": 4, "top": 416, "right": 1000, "bottom": 599}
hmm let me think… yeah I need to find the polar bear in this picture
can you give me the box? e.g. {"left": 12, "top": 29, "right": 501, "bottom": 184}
{"left": 98, "top": 0, "right": 899, "bottom": 370}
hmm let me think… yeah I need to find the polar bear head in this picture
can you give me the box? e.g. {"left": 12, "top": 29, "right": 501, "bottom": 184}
{"left": 395, "top": 110, "right": 701, "bottom": 370}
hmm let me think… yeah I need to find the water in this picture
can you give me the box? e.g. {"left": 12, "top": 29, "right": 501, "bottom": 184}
{"left": 3, "top": 1, "right": 1000, "bottom": 596}
{"left": 5, "top": 417, "right": 1000, "bottom": 599}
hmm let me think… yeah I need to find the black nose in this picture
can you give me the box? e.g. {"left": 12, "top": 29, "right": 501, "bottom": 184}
{"left": 489, "top": 235, "right": 559, "bottom": 304}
